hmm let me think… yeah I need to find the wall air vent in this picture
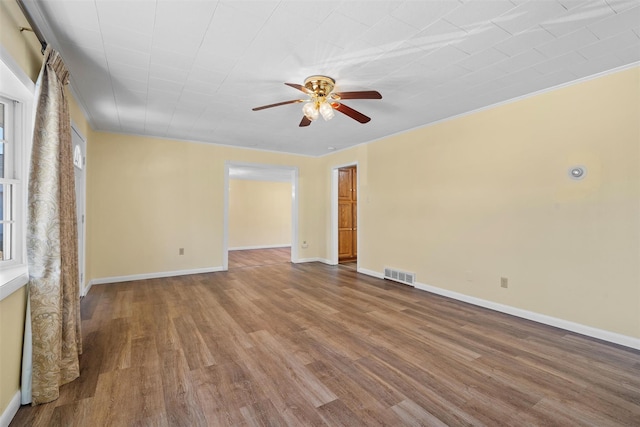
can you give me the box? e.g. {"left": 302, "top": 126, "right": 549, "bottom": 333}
{"left": 383, "top": 267, "right": 415, "bottom": 287}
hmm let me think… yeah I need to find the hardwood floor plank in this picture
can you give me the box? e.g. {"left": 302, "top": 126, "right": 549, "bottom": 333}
{"left": 193, "top": 362, "right": 261, "bottom": 427}
{"left": 12, "top": 250, "right": 640, "bottom": 426}
{"left": 87, "top": 366, "right": 166, "bottom": 426}
{"left": 249, "top": 330, "right": 337, "bottom": 408}
{"left": 160, "top": 349, "right": 208, "bottom": 426}
{"left": 49, "top": 398, "right": 94, "bottom": 427}
{"left": 356, "top": 356, "right": 483, "bottom": 426}
{"left": 97, "top": 317, "right": 131, "bottom": 374}
{"left": 240, "top": 399, "right": 286, "bottom": 427}
{"left": 229, "top": 248, "right": 291, "bottom": 269}
{"left": 316, "top": 399, "right": 363, "bottom": 427}
{"left": 391, "top": 398, "right": 449, "bottom": 427}
{"left": 173, "top": 314, "right": 216, "bottom": 370}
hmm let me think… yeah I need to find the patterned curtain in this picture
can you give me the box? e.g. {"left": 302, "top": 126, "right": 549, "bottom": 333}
{"left": 27, "top": 46, "right": 82, "bottom": 405}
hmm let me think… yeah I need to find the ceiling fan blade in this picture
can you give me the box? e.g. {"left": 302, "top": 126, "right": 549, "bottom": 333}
{"left": 252, "top": 99, "right": 304, "bottom": 111}
{"left": 331, "top": 102, "right": 371, "bottom": 124}
{"left": 285, "top": 82, "right": 312, "bottom": 94}
{"left": 299, "top": 116, "right": 312, "bottom": 127}
{"left": 332, "top": 90, "right": 382, "bottom": 100}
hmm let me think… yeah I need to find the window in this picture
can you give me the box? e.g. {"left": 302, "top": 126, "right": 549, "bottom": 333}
{"left": 0, "top": 96, "right": 17, "bottom": 262}
{"left": 0, "top": 52, "right": 32, "bottom": 294}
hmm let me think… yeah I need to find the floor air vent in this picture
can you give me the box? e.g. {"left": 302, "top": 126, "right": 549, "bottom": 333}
{"left": 384, "top": 267, "right": 415, "bottom": 287}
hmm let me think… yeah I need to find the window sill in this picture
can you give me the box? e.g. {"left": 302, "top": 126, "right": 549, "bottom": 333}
{"left": 0, "top": 265, "right": 28, "bottom": 301}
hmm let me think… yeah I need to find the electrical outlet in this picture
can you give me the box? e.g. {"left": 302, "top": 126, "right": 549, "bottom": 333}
{"left": 179, "top": 248, "right": 184, "bottom": 255}
{"left": 301, "top": 240, "right": 309, "bottom": 249}
{"left": 501, "top": 277, "right": 508, "bottom": 288}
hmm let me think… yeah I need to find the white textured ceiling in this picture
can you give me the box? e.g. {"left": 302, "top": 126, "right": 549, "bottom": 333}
{"left": 23, "top": 0, "right": 640, "bottom": 156}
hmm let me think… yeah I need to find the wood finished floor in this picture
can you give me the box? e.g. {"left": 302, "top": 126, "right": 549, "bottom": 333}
{"left": 12, "top": 257, "right": 640, "bottom": 426}
{"left": 228, "top": 247, "right": 291, "bottom": 269}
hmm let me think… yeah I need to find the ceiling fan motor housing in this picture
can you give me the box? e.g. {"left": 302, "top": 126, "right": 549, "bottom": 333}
{"left": 304, "top": 75, "right": 335, "bottom": 101}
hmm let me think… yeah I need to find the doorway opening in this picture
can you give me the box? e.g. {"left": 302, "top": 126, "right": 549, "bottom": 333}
{"left": 72, "top": 124, "right": 87, "bottom": 296}
{"left": 331, "top": 163, "right": 358, "bottom": 267}
{"left": 223, "top": 162, "right": 298, "bottom": 270}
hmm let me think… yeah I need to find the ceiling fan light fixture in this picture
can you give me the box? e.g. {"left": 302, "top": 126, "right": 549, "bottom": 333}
{"left": 302, "top": 102, "right": 319, "bottom": 121}
{"left": 254, "top": 75, "right": 381, "bottom": 127}
{"left": 319, "top": 101, "right": 335, "bottom": 121}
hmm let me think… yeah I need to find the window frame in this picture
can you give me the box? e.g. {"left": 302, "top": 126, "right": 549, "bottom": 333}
{"left": 0, "top": 96, "right": 21, "bottom": 264}
{"left": 0, "top": 46, "right": 34, "bottom": 300}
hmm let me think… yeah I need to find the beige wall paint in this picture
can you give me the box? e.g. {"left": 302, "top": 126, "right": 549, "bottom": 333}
{"left": 0, "top": 1, "right": 39, "bottom": 415}
{"left": 88, "top": 67, "right": 639, "bottom": 340}
{"left": 228, "top": 179, "right": 292, "bottom": 249}
{"left": 0, "top": 286, "right": 27, "bottom": 416}
{"left": 0, "top": 0, "right": 42, "bottom": 81}
{"left": 0, "top": 1, "right": 95, "bottom": 416}
{"left": 324, "top": 67, "right": 639, "bottom": 338}
{"left": 86, "top": 132, "right": 322, "bottom": 280}
{"left": 0, "top": 0, "right": 37, "bottom": 414}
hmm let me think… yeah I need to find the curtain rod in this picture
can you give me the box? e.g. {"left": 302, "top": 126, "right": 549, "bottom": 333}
{"left": 16, "top": 0, "right": 47, "bottom": 54}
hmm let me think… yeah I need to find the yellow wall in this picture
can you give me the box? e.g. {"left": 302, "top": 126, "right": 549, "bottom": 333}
{"left": 88, "top": 67, "right": 639, "bottom": 340}
{"left": 324, "top": 67, "right": 640, "bottom": 338}
{"left": 0, "top": 0, "right": 95, "bottom": 416}
{"left": 0, "top": 286, "right": 27, "bottom": 412}
{"left": 228, "top": 179, "right": 292, "bottom": 249}
{"left": 86, "top": 132, "right": 322, "bottom": 279}
{"left": 3, "top": 15, "right": 638, "bottom": 423}
{"left": 0, "top": 0, "right": 42, "bottom": 81}
{"left": 0, "top": 0, "right": 40, "bottom": 415}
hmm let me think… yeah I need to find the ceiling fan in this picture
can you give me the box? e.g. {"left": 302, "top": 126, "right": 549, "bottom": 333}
{"left": 252, "top": 75, "right": 382, "bottom": 127}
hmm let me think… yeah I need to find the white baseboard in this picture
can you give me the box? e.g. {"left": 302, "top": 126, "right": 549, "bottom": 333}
{"left": 0, "top": 390, "right": 20, "bottom": 427}
{"left": 413, "top": 281, "right": 640, "bottom": 351}
{"left": 357, "top": 268, "right": 640, "bottom": 351}
{"left": 293, "top": 257, "right": 333, "bottom": 265}
{"left": 357, "top": 267, "right": 384, "bottom": 279}
{"left": 82, "top": 281, "right": 93, "bottom": 297}
{"left": 90, "top": 266, "right": 225, "bottom": 286}
{"left": 229, "top": 244, "right": 291, "bottom": 251}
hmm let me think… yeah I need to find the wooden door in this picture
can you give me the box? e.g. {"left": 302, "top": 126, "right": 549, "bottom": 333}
{"left": 338, "top": 166, "right": 357, "bottom": 262}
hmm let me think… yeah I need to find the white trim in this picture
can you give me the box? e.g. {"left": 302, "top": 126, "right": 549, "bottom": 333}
{"left": 413, "top": 280, "right": 640, "bottom": 351}
{"left": 331, "top": 169, "right": 339, "bottom": 265}
{"left": 89, "top": 266, "right": 224, "bottom": 286}
{"left": 0, "top": 46, "right": 35, "bottom": 94}
{"left": 290, "top": 167, "right": 299, "bottom": 263}
{"left": 318, "top": 62, "right": 640, "bottom": 159}
{"left": 0, "top": 46, "right": 34, "bottom": 294}
{"left": 0, "top": 270, "right": 28, "bottom": 301}
{"left": 223, "top": 163, "right": 230, "bottom": 270}
{"left": 229, "top": 244, "right": 291, "bottom": 251}
{"left": 293, "top": 257, "right": 332, "bottom": 265}
{"left": 357, "top": 267, "right": 384, "bottom": 279}
{"left": 82, "top": 280, "right": 93, "bottom": 298}
{"left": 0, "top": 390, "right": 21, "bottom": 427}
{"left": 224, "top": 162, "right": 299, "bottom": 269}
{"left": 24, "top": 1, "right": 96, "bottom": 128}
{"left": 330, "top": 162, "right": 359, "bottom": 267}
{"left": 71, "top": 123, "right": 87, "bottom": 296}
{"left": 355, "top": 268, "right": 640, "bottom": 350}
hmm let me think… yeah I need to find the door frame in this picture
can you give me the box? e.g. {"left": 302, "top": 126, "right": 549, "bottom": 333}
{"left": 223, "top": 161, "right": 299, "bottom": 270}
{"left": 331, "top": 161, "right": 358, "bottom": 266}
{"left": 71, "top": 122, "right": 87, "bottom": 297}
